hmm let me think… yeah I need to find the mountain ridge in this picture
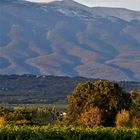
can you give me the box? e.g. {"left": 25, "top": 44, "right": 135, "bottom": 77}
{"left": 0, "top": 0, "right": 140, "bottom": 81}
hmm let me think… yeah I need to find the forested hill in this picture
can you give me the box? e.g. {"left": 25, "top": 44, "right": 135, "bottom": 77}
{"left": 0, "top": 75, "right": 140, "bottom": 104}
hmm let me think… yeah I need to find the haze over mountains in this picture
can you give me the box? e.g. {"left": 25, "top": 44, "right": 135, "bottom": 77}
{"left": 0, "top": 0, "right": 140, "bottom": 81}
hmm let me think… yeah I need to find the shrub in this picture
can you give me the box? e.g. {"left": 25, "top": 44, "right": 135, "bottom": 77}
{"left": 132, "top": 113, "right": 140, "bottom": 128}
{"left": 115, "top": 110, "right": 130, "bottom": 127}
{"left": 0, "top": 117, "right": 6, "bottom": 126}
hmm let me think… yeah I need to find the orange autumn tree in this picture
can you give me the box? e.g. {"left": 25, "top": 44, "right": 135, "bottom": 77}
{"left": 78, "top": 107, "right": 101, "bottom": 127}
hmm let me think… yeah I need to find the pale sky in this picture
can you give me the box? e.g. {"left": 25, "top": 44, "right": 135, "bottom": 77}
{"left": 28, "top": 0, "right": 140, "bottom": 11}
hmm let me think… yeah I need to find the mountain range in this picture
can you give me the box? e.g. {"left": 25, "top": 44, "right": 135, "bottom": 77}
{"left": 0, "top": 0, "right": 140, "bottom": 81}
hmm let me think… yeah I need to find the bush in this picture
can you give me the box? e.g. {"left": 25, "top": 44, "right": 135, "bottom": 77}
{"left": 0, "top": 107, "right": 58, "bottom": 126}
{"left": 115, "top": 110, "right": 130, "bottom": 127}
{"left": 132, "top": 113, "right": 140, "bottom": 128}
{"left": 0, "top": 117, "right": 6, "bottom": 126}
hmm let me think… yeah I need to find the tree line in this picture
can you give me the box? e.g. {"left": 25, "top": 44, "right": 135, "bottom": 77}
{"left": 0, "top": 75, "right": 140, "bottom": 104}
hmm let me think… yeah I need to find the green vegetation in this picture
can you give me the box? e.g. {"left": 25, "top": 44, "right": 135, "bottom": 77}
{"left": 0, "top": 106, "right": 59, "bottom": 126}
{"left": 0, "top": 125, "right": 140, "bottom": 140}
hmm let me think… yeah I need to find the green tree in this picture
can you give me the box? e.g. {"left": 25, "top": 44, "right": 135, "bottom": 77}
{"left": 66, "top": 80, "right": 130, "bottom": 126}
{"left": 93, "top": 80, "right": 130, "bottom": 126}
{"left": 130, "top": 90, "right": 140, "bottom": 116}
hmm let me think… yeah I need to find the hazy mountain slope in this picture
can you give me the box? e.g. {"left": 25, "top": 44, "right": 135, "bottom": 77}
{"left": 92, "top": 7, "right": 140, "bottom": 21}
{"left": 0, "top": 0, "right": 140, "bottom": 81}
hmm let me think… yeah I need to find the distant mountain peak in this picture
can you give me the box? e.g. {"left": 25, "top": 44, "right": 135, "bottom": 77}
{"left": 44, "top": 0, "right": 140, "bottom": 21}
{"left": 47, "top": 0, "right": 83, "bottom": 6}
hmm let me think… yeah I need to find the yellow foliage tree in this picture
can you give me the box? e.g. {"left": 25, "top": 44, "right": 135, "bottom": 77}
{"left": 115, "top": 110, "right": 130, "bottom": 127}
{"left": 0, "top": 117, "right": 6, "bottom": 126}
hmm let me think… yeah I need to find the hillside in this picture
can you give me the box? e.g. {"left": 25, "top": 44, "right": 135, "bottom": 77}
{"left": 0, "top": 0, "right": 140, "bottom": 81}
{"left": 0, "top": 75, "right": 140, "bottom": 104}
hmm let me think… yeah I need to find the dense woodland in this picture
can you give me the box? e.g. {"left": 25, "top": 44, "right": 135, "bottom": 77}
{"left": 0, "top": 75, "right": 140, "bottom": 105}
